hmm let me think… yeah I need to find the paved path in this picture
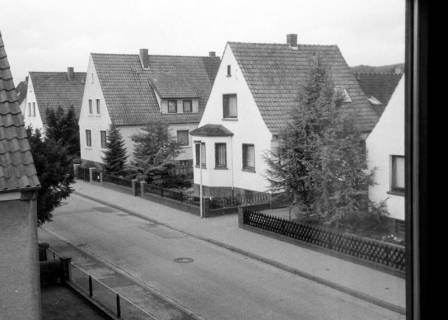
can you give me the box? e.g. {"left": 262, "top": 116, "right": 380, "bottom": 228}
{"left": 74, "top": 181, "right": 406, "bottom": 313}
{"left": 39, "top": 191, "right": 404, "bottom": 320}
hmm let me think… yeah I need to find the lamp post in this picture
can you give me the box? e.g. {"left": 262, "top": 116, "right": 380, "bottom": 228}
{"left": 199, "top": 141, "right": 204, "bottom": 218}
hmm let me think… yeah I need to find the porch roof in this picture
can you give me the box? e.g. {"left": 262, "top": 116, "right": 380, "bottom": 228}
{"left": 190, "top": 124, "right": 233, "bottom": 137}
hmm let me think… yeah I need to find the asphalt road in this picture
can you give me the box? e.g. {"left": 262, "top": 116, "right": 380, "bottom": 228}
{"left": 40, "top": 194, "right": 404, "bottom": 320}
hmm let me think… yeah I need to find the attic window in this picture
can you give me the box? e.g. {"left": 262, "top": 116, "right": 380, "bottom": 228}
{"left": 227, "top": 65, "right": 231, "bottom": 77}
{"left": 335, "top": 86, "right": 352, "bottom": 103}
{"left": 168, "top": 100, "right": 177, "bottom": 113}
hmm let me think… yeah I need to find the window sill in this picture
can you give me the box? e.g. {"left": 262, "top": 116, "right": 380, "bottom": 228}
{"left": 387, "top": 190, "right": 405, "bottom": 197}
{"left": 222, "top": 118, "right": 238, "bottom": 121}
{"left": 242, "top": 167, "right": 256, "bottom": 173}
{"left": 195, "top": 165, "right": 207, "bottom": 169}
{"left": 214, "top": 166, "right": 228, "bottom": 170}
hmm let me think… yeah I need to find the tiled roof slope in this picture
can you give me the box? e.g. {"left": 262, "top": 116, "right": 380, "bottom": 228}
{"left": 29, "top": 71, "right": 86, "bottom": 124}
{"left": 91, "top": 53, "right": 220, "bottom": 126}
{"left": 354, "top": 72, "right": 403, "bottom": 116}
{"left": 0, "top": 32, "right": 40, "bottom": 192}
{"left": 229, "top": 42, "right": 379, "bottom": 134}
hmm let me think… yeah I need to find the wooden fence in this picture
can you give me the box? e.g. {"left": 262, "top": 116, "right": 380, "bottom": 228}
{"left": 241, "top": 209, "right": 405, "bottom": 273}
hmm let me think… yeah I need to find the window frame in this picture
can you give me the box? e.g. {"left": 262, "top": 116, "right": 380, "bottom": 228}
{"left": 32, "top": 102, "right": 36, "bottom": 116}
{"left": 100, "top": 130, "right": 107, "bottom": 149}
{"left": 242, "top": 143, "right": 255, "bottom": 172}
{"left": 195, "top": 142, "right": 206, "bottom": 168}
{"left": 167, "top": 100, "right": 177, "bottom": 113}
{"left": 96, "top": 99, "right": 101, "bottom": 114}
{"left": 177, "top": 130, "right": 189, "bottom": 146}
{"left": 223, "top": 94, "right": 238, "bottom": 119}
{"left": 215, "top": 143, "right": 227, "bottom": 169}
{"left": 85, "top": 129, "right": 92, "bottom": 147}
{"left": 183, "top": 100, "right": 193, "bottom": 113}
{"left": 390, "top": 155, "right": 405, "bottom": 195}
{"left": 88, "top": 99, "right": 93, "bottom": 114}
{"left": 227, "top": 65, "right": 231, "bottom": 77}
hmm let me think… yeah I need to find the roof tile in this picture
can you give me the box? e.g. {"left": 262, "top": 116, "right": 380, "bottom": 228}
{"left": 0, "top": 31, "right": 40, "bottom": 192}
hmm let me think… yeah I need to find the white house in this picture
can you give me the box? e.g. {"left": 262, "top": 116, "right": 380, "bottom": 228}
{"left": 23, "top": 68, "right": 86, "bottom": 133}
{"left": 191, "top": 34, "right": 379, "bottom": 198}
{"left": 367, "top": 75, "right": 405, "bottom": 223}
{"left": 79, "top": 49, "right": 220, "bottom": 167}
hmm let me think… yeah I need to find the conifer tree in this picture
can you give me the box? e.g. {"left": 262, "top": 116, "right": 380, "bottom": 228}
{"left": 102, "top": 124, "right": 128, "bottom": 175}
{"left": 45, "top": 106, "right": 80, "bottom": 158}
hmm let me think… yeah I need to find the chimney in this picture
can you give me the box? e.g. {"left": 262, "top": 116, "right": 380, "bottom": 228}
{"left": 67, "top": 67, "right": 74, "bottom": 80}
{"left": 209, "top": 51, "right": 216, "bottom": 57}
{"left": 286, "top": 34, "right": 298, "bottom": 47}
{"left": 139, "top": 48, "right": 149, "bottom": 69}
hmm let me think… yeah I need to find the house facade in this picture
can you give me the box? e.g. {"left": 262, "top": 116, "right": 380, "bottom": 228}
{"left": 23, "top": 68, "right": 86, "bottom": 133}
{"left": 0, "top": 31, "right": 41, "bottom": 320}
{"left": 79, "top": 49, "right": 220, "bottom": 167}
{"left": 191, "top": 34, "right": 379, "bottom": 197}
{"left": 367, "top": 76, "right": 405, "bottom": 222}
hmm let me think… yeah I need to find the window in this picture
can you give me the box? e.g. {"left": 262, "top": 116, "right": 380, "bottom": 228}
{"left": 391, "top": 155, "right": 405, "bottom": 194}
{"left": 85, "top": 129, "right": 92, "bottom": 147}
{"left": 96, "top": 99, "right": 100, "bottom": 114}
{"left": 168, "top": 100, "right": 177, "bottom": 113}
{"left": 195, "top": 142, "right": 206, "bottom": 167}
{"left": 100, "top": 130, "right": 107, "bottom": 149}
{"left": 28, "top": 103, "right": 31, "bottom": 116}
{"left": 215, "top": 143, "right": 227, "bottom": 168}
{"left": 32, "top": 103, "right": 36, "bottom": 116}
{"left": 183, "top": 100, "right": 192, "bottom": 113}
{"left": 88, "top": 99, "right": 93, "bottom": 114}
{"left": 223, "top": 94, "right": 237, "bottom": 119}
{"left": 242, "top": 144, "right": 255, "bottom": 171}
{"left": 227, "top": 65, "right": 231, "bottom": 76}
{"left": 177, "top": 130, "right": 189, "bottom": 146}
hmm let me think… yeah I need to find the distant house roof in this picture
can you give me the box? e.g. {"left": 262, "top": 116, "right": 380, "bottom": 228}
{"left": 15, "top": 79, "right": 27, "bottom": 105}
{"left": 354, "top": 72, "right": 403, "bottom": 116}
{"left": 190, "top": 124, "right": 234, "bottom": 137}
{"left": 0, "top": 32, "right": 40, "bottom": 193}
{"left": 29, "top": 70, "right": 86, "bottom": 124}
{"left": 91, "top": 53, "right": 220, "bottom": 126}
{"left": 228, "top": 42, "right": 379, "bottom": 134}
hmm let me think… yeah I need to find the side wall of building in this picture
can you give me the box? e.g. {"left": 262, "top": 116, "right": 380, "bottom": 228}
{"left": 23, "top": 75, "right": 44, "bottom": 132}
{"left": 0, "top": 196, "right": 40, "bottom": 320}
{"left": 367, "top": 77, "right": 405, "bottom": 221}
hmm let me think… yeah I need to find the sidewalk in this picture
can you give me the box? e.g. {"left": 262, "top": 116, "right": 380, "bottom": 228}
{"left": 74, "top": 180, "right": 406, "bottom": 313}
{"left": 39, "top": 228, "right": 200, "bottom": 320}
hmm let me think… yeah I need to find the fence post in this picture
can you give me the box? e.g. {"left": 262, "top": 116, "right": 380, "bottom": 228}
{"left": 89, "top": 167, "right": 95, "bottom": 183}
{"left": 202, "top": 197, "right": 210, "bottom": 218}
{"left": 73, "top": 163, "right": 80, "bottom": 178}
{"left": 131, "top": 179, "right": 138, "bottom": 196}
{"left": 238, "top": 206, "right": 244, "bottom": 227}
{"left": 38, "top": 242, "right": 49, "bottom": 261}
{"left": 140, "top": 181, "right": 146, "bottom": 197}
{"left": 116, "top": 294, "right": 121, "bottom": 318}
{"left": 99, "top": 172, "right": 103, "bottom": 184}
{"left": 59, "top": 257, "right": 72, "bottom": 283}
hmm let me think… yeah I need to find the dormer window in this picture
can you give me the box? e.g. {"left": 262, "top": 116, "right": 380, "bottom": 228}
{"left": 227, "top": 65, "right": 231, "bottom": 77}
{"left": 335, "top": 86, "right": 352, "bottom": 103}
{"left": 168, "top": 100, "right": 177, "bottom": 113}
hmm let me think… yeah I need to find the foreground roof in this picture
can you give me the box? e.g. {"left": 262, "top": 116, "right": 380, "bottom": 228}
{"left": 228, "top": 42, "right": 379, "bottom": 134}
{"left": 29, "top": 71, "right": 86, "bottom": 124}
{"left": 354, "top": 72, "right": 403, "bottom": 116}
{"left": 91, "top": 53, "right": 220, "bottom": 126}
{"left": 0, "top": 32, "right": 40, "bottom": 192}
{"left": 190, "top": 124, "right": 234, "bottom": 137}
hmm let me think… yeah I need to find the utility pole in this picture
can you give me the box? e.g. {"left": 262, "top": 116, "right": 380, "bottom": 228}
{"left": 199, "top": 142, "right": 203, "bottom": 218}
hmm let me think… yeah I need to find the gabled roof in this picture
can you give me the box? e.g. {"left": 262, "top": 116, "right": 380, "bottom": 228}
{"left": 91, "top": 53, "right": 220, "bottom": 126}
{"left": 228, "top": 42, "right": 379, "bottom": 134}
{"left": 190, "top": 124, "right": 233, "bottom": 137}
{"left": 354, "top": 72, "right": 403, "bottom": 116}
{"left": 0, "top": 32, "right": 40, "bottom": 193}
{"left": 29, "top": 71, "right": 86, "bottom": 124}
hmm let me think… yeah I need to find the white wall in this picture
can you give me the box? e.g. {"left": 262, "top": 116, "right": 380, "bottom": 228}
{"left": 79, "top": 55, "right": 113, "bottom": 163}
{"left": 367, "top": 77, "right": 405, "bottom": 220}
{"left": 168, "top": 123, "right": 198, "bottom": 161}
{"left": 193, "top": 44, "right": 272, "bottom": 193}
{"left": 23, "top": 74, "right": 44, "bottom": 132}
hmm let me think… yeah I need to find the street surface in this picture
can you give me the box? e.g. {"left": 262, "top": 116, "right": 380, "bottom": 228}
{"left": 40, "top": 194, "right": 405, "bottom": 320}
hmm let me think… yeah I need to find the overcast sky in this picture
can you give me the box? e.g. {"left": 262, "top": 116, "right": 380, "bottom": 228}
{"left": 1, "top": 0, "right": 405, "bottom": 83}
